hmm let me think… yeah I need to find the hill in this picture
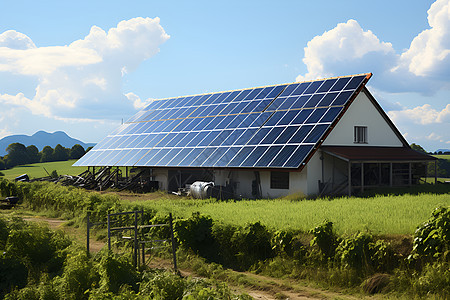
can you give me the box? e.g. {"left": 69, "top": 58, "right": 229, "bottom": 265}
{"left": 0, "top": 131, "right": 95, "bottom": 156}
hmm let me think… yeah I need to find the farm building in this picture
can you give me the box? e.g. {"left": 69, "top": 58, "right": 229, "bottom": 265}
{"left": 74, "top": 73, "right": 436, "bottom": 198}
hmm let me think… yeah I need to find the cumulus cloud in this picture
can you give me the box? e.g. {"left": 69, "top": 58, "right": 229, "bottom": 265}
{"left": 0, "top": 17, "right": 169, "bottom": 121}
{"left": 296, "top": 0, "right": 450, "bottom": 94}
{"left": 388, "top": 103, "right": 450, "bottom": 125}
{"left": 297, "top": 19, "right": 396, "bottom": 82}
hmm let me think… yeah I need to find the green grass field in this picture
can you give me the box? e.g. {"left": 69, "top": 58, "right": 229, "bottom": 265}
{"left": 1, "top": 160, "right": 86, "bottom": 180}
{"left": 125, "top": 192, "right": 450, "bottom": 235}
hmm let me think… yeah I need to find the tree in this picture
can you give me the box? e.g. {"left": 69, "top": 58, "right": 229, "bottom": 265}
{"left": 40, "top": 146, "right": 54, "bottom": 163}
{"left": 410, "top": 143, "right": 427, "bottom": 153}
{"left": 0, "top": 158, "right": 5, "bottom": 170}
{"left": 53, "top": 144, "right": 69, "bottom": 161}
{"left": 26, "top": 145, "right": 40, "bottom": 163}
{"left": 5, "top": 143, "right": 29, "bottom": 168}
{"left": 86, "top": 146, "right": 94, "bottom": 153}
{"left": 69, "top": 144, "right": 85, "bottom": 159}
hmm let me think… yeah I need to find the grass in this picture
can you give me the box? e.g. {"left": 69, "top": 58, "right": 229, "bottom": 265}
{"left": 1, "top": 160, "right": 86, "bottom": 180}
{"left": 125, "top": 193, "right": 450, "bottom": 235}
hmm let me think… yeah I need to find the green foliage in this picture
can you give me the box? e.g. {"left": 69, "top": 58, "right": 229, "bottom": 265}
{"left": 232, "top": 221, "right": 273, "bottom": 269}
{"left": 40, "top": 146, "right": 54, "bottom": 163}
{"left": 309, "top": 221, "right": 338, "bottom": 259}
{"left": 26, "top": 145, "right": 40, "bottom": 164}
{"left": 50, "top": 170, "right": 58, "bottom": 178}
{"left": 0, "top": 158, "right": 5, "bottom": 170}
{"left": 96, "top": 251, "right": 138, "bottom": 294}
{"left": 140, "top": 271, "right": 185, "bottom": 300}
{"left": 69, "top": 144, "right": 85, "bottom": 159}
{"left": 409, "top": 206, "right": 449, "bottom": 262}
{"left": 175, "top": 212, "right": 214, "bottom": 256}
{"left": 52, "top": 144, "right": 69, "bottom": 162}
{"left": 60, "top": 248, "right": 98, "bottom": 300}
{"left": 4, "top": 220, "right": 71, "bottom": 277}
{"left": 410, "top": 143, "right": 427, "bottom": 153}
{"left": 5, "top": 143, "right": 29, "bottom": 169}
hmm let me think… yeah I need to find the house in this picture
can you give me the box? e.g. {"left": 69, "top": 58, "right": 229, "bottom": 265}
{"left": 74, "top": 73, "right": 436, "bottom": 198}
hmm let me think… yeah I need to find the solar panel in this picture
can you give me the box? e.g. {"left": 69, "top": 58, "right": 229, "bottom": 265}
{"left": 74, "top": 74, "right": 371, "bottom": 169}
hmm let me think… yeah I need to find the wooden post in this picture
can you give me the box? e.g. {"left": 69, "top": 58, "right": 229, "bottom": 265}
{"left": 169, "top": 213, "right": 177, "bottom": 272}
{"left": 86, "top": 212, "right": 90, "bottom": 255}
{"left": 107, "top": 214, "right": 111, "bottom": 251}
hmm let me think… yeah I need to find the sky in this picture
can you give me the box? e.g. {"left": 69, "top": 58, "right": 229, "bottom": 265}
{"left": 0, "top": 0, "right": 449, "bottom": 152}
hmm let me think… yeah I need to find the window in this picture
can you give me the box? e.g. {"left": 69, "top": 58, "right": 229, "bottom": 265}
{"left": 354, "top": 126, "right": 367, "bottom": 144}
{"left": 270, "top": 171, "right": 289, "bottom": 189}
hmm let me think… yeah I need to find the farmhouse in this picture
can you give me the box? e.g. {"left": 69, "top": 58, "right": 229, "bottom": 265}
{"left": 74, "top": 73, "right": 436, "bottom": 198}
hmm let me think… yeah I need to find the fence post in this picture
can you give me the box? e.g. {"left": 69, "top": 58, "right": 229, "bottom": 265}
{"left": 169, "top": 213, "right": 177, "bottom": 272}
{"left": 134, "top": 211, "right": 138, "bottom": 268}
{"left": 107, "top": 214, "right": 111, "bottom": 251}
{"left": 86, "top": 212, "right": 90, "bottom": 255}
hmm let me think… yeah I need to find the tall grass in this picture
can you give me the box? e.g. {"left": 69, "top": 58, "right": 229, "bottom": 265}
{"left": 133, "top": 193, "right": 450, "bottom": 235}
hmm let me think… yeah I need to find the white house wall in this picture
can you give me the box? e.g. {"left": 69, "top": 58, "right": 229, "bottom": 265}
{"left": 306, "top": 151, "right": 322, "bottom": 196}
{"left": 322, "top": 90, "right": 403, "bottom": 147}
{"left": 152, "top": 168, "right": 168, "bottom": 191}
{"left": 214, "top": 169, "right": 308, "bottom": 199}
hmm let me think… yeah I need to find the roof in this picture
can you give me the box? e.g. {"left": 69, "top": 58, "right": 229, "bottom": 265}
{"left": 74, "top": 73, "right": 372, "bottom": 169}
{"left": 322, "top": 146, "right": 436, "bottom": 162}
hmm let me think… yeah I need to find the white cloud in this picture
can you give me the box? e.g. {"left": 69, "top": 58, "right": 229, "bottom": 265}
{"left": 400, "top": 0, "right": 450, "bottom": 78}
{"left": 388, "top": 104, "right": 450, "bottom": 125}
{"left": 0, "top": 17, "right": 169, "bottom": 122}
{"left": 0, "top": 30, "right": 36, "bottom": 50}
{"left": 296, "top": 0, "right": 450, "bottom": 94}
{"left": 297, "top": 19, "right": 396, "bottom": 82}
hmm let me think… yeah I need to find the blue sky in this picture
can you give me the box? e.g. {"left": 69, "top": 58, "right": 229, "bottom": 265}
{"left": 0, "top": 0, "right": 449, "bottom": 152}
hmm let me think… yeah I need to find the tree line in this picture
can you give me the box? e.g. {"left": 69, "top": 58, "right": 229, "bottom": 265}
{"left": 0, "top": 143, "right": 92, "bottom": 170}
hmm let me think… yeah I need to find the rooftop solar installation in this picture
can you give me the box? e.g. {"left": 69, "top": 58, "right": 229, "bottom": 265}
{"left": 74, "top": 73, "right": 371, "bottom": 169}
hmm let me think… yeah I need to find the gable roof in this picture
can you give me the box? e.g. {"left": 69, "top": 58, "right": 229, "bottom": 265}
{"left": 74, "top": 73, "right": 372, "bottom": 169}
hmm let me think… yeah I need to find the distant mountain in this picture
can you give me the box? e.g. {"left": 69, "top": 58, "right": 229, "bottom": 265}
{"left": 0, "top": 131, "right": 96, "bottom": 156}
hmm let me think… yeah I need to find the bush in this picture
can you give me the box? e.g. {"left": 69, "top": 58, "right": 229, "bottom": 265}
{"left": 140, "top": 271, "right": 185, "bottom": 300}
{"left": 175, "top": 212, "right": 214, "bottom": 257}
{"left": 309, "top": 220, "right": 338, "bottom": 260}
{"left": 96, "top": 251, "right": 138, "bottom": 294}
{"left": 409, "top": 206, "right": 449, "bottom": 263}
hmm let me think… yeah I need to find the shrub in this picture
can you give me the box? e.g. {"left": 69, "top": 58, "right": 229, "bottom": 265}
{"left": 175, "top": 212, "right": 214, "bottom": 257}
{"left": 309, "top": 220, "right": 338, "bottom": 260}
{"left": 96, "top": 251, "right": 138, "bottom": 294}
{"left": 409, "top": 206, "right": 449, "bottom": 263}
{"left": 232, "top": 221, "right": 273, "bottom": 270}
{"left": 140, "top": 271, "right": 185, "bottom": 300}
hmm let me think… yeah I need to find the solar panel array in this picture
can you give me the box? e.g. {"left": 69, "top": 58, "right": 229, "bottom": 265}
{"left": 74, "top": 74, "right": 370, "bottom": 169}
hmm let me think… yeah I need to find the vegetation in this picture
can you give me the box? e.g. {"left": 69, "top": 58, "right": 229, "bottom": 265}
{"left": 0, "top": 142, "right": 87, "bottom": 170}
{"left": 0, "top": 216, "right": 251, "bottom": 299}
{"left": 0, "top": 178, "right": 448, "bottom": 298}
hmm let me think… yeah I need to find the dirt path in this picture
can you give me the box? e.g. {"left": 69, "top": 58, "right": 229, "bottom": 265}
{"left": 23, "top": 215, "right": 359, "bottom": 300}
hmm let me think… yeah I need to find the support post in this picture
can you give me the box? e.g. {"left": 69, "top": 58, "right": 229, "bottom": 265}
{"left": 169, "top": 213, "right": 177, "bottom": 272}
{"left": 134, "top": 211, "right": 138, "bottom": 268}
{"left": 107, "top": 214, "right": 111, "bottom": 251}
{"left": 390, "top": 163, "right": 393, "bottom": 187}
{"left": 86, "top": 212, "right": 90, "bottom": 255}
{"left": 361, "top": 163, "right": 364, "bottom": 193}
{"left": 435, "top": 160, "right": 437, "bottom": 184}
{"left": 348, "top": 162, "right": 352, "bottom": 196}
{"left": 409, "top": 163, "right": 412, "bottom": 186}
